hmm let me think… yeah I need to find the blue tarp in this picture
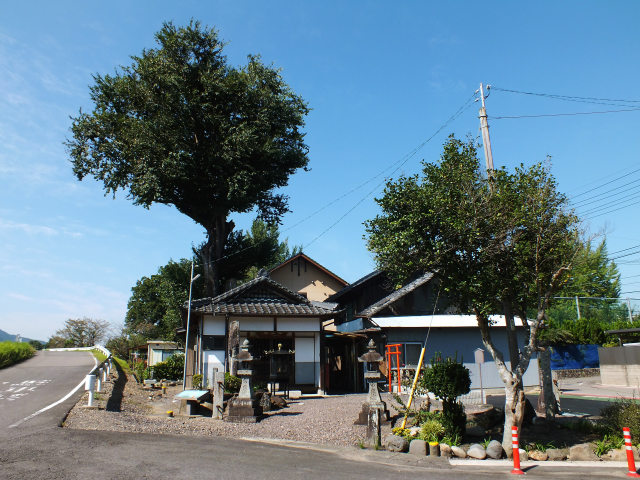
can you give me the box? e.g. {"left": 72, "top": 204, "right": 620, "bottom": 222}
{"left": 550, "top": 344, "right": 600, "bottom": 370}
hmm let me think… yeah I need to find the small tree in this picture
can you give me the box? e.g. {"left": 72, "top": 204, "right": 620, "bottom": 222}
{"left": 420, "top": 353, "right": 470, "bottom": 438}
{"left": 49, "top": 318, "right": 110, "bottom": 347}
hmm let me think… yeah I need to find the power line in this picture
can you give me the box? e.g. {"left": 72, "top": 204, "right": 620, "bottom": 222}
{"left": 609, "top": 250, "right": 640, "bottom": 261}
{"left": 570, "top": 167, "right": 640, "bottom": 200}
{"left": 302, "top": 93, "right": 479, "bottom": 250}
{"left": 583, "top": 198, "right": 640, "bottom": 220}
{"left": 579, "top": 191, "right": 640, "bottom": 216}
{"left": 491, "top": 107, "right": 640, "bottom": 120}
{"left": 571, "top": 178, "right": 640, "bottom": 207}
{"left": 492, "top": 86, "right": 640, "bottom": 108}
{"left": 609, "top": 243, "right": 640, "bottom": 256}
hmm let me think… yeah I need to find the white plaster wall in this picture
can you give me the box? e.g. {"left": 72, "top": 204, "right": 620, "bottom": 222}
{"left": 203, "top": 315, "right": 226, "bottom": 335}
{"left": 277, "top": 317, "right": 319, "bottom": 332}
{"left": 239, "top": 317, "right": 274, "bottom": 332}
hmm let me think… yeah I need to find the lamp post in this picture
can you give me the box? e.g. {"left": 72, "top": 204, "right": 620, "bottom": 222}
{"left": 182, "top": 261, "right": 201, "bottom": 390}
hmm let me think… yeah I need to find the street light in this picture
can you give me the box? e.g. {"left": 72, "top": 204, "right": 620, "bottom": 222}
{"left": 183, "top": 261, "right": 201, "bottom": 390}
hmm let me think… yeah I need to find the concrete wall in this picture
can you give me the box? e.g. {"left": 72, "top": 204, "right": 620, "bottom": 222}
{"left": 385, "top": 327, "right": 539, "bottom": 389}
{"left": 599, "top": 345, "right": 640, "bottom": 386}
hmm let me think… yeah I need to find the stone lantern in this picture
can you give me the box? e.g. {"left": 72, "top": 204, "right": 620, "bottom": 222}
{"left": 355, "top": 339, "right": 389, "bottom": 447}
{"left": 225, "top": 339, "right": 263, "bottom": 423}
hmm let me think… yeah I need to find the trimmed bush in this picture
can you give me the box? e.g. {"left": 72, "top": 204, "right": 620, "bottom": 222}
{"left": 601, "top": 399, "right": 640, "bottom": 441}
{"left": 0, "top": 341, "right": 35, "bottom": 368}
{"left": 224, "top": 372, "right": 241, "bottom": 393}
{"left": 153, "top": 353, "right": 184, "bottom": 380}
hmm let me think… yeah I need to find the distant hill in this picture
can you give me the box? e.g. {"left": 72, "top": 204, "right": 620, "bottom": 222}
{"left": 0, "top": 329, "right": 41, "bottom": 343}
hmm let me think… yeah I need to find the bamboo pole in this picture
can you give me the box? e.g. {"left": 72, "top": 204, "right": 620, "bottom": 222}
{"left": 400, "top": 346, "right": 427, "bottom": 429}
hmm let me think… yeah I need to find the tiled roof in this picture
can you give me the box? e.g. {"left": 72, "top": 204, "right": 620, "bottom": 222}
{"left": 357, "top": 272, "right": 435, "bottom": 318}
{"left": 192, "top": 302, "right": 335, "bottom": 316}
{"left": 326, "top": 270, "right": 386, "bottom": 302}
{"left": 188, "top": 274, "right": 338, "bottom": 318}
{"left": 269, "top": 253, "right": 348, "bottom": 286}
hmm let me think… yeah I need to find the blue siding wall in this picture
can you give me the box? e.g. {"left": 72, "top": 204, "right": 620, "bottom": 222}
{"left": 385, "top": 327, "right": 539, "bottom": 389}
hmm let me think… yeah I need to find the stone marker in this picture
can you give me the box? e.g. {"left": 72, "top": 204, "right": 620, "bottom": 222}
{"left": 409, "top": 439, "right": 427, "bottom": 456}
{"left": 546, "top": 448, "right": 568, "bottom": 461}
{"left": 259, "top": 392, "right": 272, "bottom": 412}
{"left": 356, "top": 339, "right": 389, "bottom": 447}
{"left": 451, "top": 446, "right": 467, "bottom": 458}
{"left": 212, "top": 371, "right": 224, "bottom": 420}
{"left": 528, "top": 450, "right": 548, "bottom": 461}
{"left": 467, "top": 443, "right": 487, "bottom": 460}
{"left": 225, "top": 339, "right": 263, "bottom": 423}
{"left": 383, "top": 434, "right": 409, "bottom": 453}
{"left": 439, "top": 443, "right": 452, "bottom": 458}
{"left": 569, "top": 443, "right": 599, "bottom": 461}
{"left": 486, "top": 440, "right": 503, "bottom": 459}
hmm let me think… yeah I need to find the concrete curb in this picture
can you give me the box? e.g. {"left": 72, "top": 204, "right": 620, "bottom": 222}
{"left": 449, "top": 458, "right": 630, "bottom": 468}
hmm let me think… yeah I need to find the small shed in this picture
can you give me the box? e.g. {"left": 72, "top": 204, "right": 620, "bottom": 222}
{"left": 147, "top": 341, "right": 180, "bottom": 366}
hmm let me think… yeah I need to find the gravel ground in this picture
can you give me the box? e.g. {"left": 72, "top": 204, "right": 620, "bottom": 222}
{"left": 63, "top": 367, "right": 401, "bottom": 447}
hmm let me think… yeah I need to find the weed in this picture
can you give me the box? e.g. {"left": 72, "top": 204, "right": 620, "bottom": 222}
{"left": 357, "top": 440, "right": 365, "bottom": 449}
{"left": 481, "top": 437, "right": 492, "bottom": 449}
{"left": 594, "top": 434, "right": 624, "bottom": 457}
{"left": 441, "top": 434, "right": 461, "bottom": 447}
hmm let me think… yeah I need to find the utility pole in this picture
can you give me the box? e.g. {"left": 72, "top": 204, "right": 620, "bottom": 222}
{"left": 478, "top": 83, "right": 494, "bottom": 172}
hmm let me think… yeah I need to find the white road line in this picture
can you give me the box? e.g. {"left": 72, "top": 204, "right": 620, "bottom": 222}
{"left": 8, "top": 353, "right": 98, "bottom": 429}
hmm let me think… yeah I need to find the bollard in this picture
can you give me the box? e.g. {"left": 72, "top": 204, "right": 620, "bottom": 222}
{"left": 102, "top": 366, "right": 108, "bottom": 383}
{"left": 85, "top": 374, "right": 96, "bottom": 407}
{"left": 511, "top": 425, "right": 524, "bottom": 475}
{"left": 623, "top": 428, "right": 640, "bottom": 477}
{"left": 96, "top": 368, "right": 103, "bottom": 392}
{"left": 106, "top": 359, "right": 111, "bottom": 376}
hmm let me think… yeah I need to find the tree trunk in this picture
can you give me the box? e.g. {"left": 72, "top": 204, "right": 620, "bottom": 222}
{"left": 502, "top": 299, "right": 520, "bottom": 372}
{"left": 502, "top": 377, "right": 526, "bottom": 457}
{"left": 536, "top": 347, "right": 557, "bottom": 421}
{"left": 201, "top": 216, "right": 234, "bottom": 297}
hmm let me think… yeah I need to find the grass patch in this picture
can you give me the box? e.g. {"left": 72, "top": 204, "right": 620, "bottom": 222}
{"left": 0, "top": 341, "right": 36, "bottom": 369}
{"left": 91, "top": 349, "right": 108, "bottom": 363}
{"left": 113, "top": 356, "right": 130, "bottom": 374}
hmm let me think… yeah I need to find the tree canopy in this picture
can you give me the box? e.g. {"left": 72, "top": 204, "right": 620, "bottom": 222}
{"left": 365, "top": 135, "right": 580, "bottom": 450}
{"left": 67, "top": 21, "right": 309, "bottom": 295}
{"left": 125, "top": 219, "right": 299, "bottom": 340}
{"left": 47, "top": 318, "right": 110, "bottom": 348}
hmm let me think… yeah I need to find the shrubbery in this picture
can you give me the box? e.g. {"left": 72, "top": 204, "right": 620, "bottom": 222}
{"left": 0, "top": 341, "right": 35, "bottom": 368}
{"left": 419, "top": 353, "right": 470, "bottom": 439}
{"left": 601, "top": 398, "right": 640, "bottom": 441}
{"left": 224, "top": 372, "right": 241, "bottom": 393}
{"left": 152, "top": 353, "right": 184, "bottom": 380}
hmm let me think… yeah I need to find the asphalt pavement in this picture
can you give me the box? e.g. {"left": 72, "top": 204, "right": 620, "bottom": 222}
{"left": 0, "top": 350, "right": 96, "bottom": 435}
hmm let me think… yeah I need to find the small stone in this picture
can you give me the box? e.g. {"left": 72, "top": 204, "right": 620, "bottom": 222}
{"left": 519, "top": 449, "right": 528, "bottom": 461}
{"left": 384, "top": 434, "right": 409, "bottom": 452}
{"left": 546, "top": 448, "right": 568, "bottom": 461}
{"left": 602, "top": 449, "right": 626, "bottom": 461}
{"left": 486, "top": 440, "right": 503, "bottom": 459}
{"left": 451, "top": 445, "right": 467, "bottom": 458}
{"left": 528, "top": 450, "right": 548, "bottom": 461}
{"left": 409, "top": 439, "right": 427, "bottom": 456}
{"left": 440, "top": 443, "right": 452, "bottom": 458}
{"left": 271, "top": 396, "right": 286, "bottom": 409}
{"left": 259, "top": 392, "right": 271, "bottom": 412}
{"left": 467, "top": 443, "right": 487, "bottom": 459}
{"left": 408, "top": 426, "right": 421, "bottom": 437}
{"left": 569, "top": 443, "right": 599, "bottom": 461}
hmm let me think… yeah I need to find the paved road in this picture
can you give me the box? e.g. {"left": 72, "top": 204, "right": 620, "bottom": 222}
{"left": 0, "top": 350, "right": 96, "bottom": 434}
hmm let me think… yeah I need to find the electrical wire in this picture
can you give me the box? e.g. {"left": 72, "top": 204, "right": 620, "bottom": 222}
{"left": 491, "top": 86, "right": 640, "bottom": 108}
{"left": 609, "top": 243, "right": 640, "bottom": 256}
{"left": 570, "top": 167, "right": 640, "bottom": 200}
{"left": 491, "top": 107, "right": 640, "bottom": 120}
{"left": 571, "top": 178, "right": 640, "bottom": 207}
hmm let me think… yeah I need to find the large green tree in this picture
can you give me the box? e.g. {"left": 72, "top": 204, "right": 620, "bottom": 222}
{"left": 365, "top": 136, "right": 579, "bottom": 452}
{"left": 125, "top": 219, "right": 299, "bottom": 340}
{"left": 67, "top": 21, "right": 309, "bottom": 296}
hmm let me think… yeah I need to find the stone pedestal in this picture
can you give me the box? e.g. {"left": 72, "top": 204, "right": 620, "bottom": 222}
{"left": 356, "top": 339, "right": 388, "bottom": 447}
{"left": 224, "top": 341, "right": 263, "bottom": 423}
{"left": 213, "top": 371, "right": 224, "bottom": 420}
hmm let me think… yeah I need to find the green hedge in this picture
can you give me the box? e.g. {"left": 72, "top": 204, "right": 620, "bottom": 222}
{"left": 0, "top": 341, "right": 36, "bottom": 368}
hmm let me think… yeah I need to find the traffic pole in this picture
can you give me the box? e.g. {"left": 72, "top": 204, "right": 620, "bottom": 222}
{"left": 623, "top": 427, "right": 640, "bottom": 477}
{"left": 511, "top": 425, "right": 524, "bottom": 475}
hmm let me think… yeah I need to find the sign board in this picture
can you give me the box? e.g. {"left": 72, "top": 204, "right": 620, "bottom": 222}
{"left": 474, "top": 348, "right": 485, "bottom": 364}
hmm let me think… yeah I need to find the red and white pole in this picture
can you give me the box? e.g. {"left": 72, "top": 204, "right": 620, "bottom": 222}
{"left": 623, "top": 427, "right": 640, "bottom": 477}
{"left": 511, "top": 425, "right": 524, "bottom": 475}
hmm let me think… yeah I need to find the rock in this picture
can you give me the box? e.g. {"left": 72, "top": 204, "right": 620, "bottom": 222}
{"left": 467, "top": 443, "right": 487, "bottom": 460}
{"left": 451, "top": 445, "right": 467, "bottom": 458}
{"left": 259, "top": 392, "right": 271, "bottom": 412}
{"left": 409, "top": 439, "right": 427, "bottom": 456}
{"left": 528, "top": 450, "right": 548, "bottom": 461}
{"left": 486, "top": 440, "right": 504, "bottom": 459}
{"left": 466, "top": 405, "right": 503, "bottom": 430}
{"left": 602, "top": 448, "right": 626, "bottom": 461}
{"left": 519, "top": 449, "right": 528, "bottom": 461}
{"left": 546, "top": 448, "right": 569, "bottom": 461}
{"left": 270, "top": 395, "right": 286, "bottom": 409}
{"left": 440, "top": 443, "right": 452, "bottom": 458}
{"left": 408, "top": 426, "right": 421, "bottom": 437}
{"left": 569, "top": 443, "right": 599, "bottom": 461}
{"left": 384, "top": 434, "right": 409, "bottom": 453}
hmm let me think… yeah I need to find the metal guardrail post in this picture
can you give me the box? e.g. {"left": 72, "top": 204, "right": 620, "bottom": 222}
{"left": 85, "top": 375, "right": 96, "bottom": 407}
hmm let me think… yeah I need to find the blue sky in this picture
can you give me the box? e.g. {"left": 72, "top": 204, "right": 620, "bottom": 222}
{"left": 1, "top": 1, "right": 639, "bottom": 340}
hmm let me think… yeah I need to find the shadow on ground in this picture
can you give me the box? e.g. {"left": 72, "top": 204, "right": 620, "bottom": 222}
{"left": 106, "top": 360, "right": 126, "bottom": 412}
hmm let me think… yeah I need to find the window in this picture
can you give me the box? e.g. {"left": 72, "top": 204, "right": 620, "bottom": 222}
{"left": 202, "top": 335, "right": 225, "bottom": 350}
{"left": 403, "top": 343, "right": 423, "bottom": 368}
